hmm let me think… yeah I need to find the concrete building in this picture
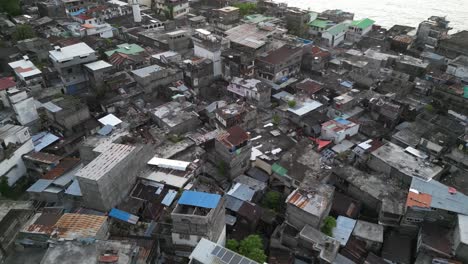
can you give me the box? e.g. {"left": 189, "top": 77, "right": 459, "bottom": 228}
{"left": 154, "top": 0, "right": 189, "bottom": 19}
{"left": 0, "top": 78, "right": 16, "bottom": 108}
{"left": 43, "top": 97, "right": 91, "bottom": 136}
{"left": 215, "top": 103, "right": 257, "bottom": 130}
{"left": 298, "top": 224, "right": 340, "bottom": 263}
{"left": 404, "top": 177, "right": 468, "bottom": 227}
{"left": 285, "top": 185, "right": 334, "bottom": 230}
{"left": 351, "top": 220, "right": 384, "bottom": 253}
{"left": 368, "top": 142, "right": 444, "bottom": 185}
{"left": 437, "top": 30, "right": 468, "bottom": 59}
{"left": 8, "top": 56, "right": 43, "bottom": 88}
{"left": 7, "top": 88, "right": 39, "bottom": 126}
{"left": 321, "top": 118, "right": 360, "bottom": 144}
{"left": 454, "top": 214, "right": 468, "bottom": 262}
{"left": 151, "top": 100, "right": 201, "bottom": 135}
{"left": 447, "top": 55, "right": 468, "bottom": 79}
{"left": 192, "top": 29, "right": 229, "bottom": 78}
{"left": 76, "top": 143, "right": 152, "bottom": 211}
{"left": 49, "top": 42, "right": 97, "bottom": 94}
{"left": 84, "top": 60, "right": 113, "bottom": 90}
{"left": 256, "top": 45, "right": 303, "bottom": 82}
{"left": 213, "top": 126, "right": 251, "bottom": 179}
{"left": 213, "top": 6, "right": 240, "bottom": 32}
{"left": 284, "top": 8, "right": 310, "bottom": 37}
{"left": 171, "top": 191, "right": 226, "bottom": 257}
{"left": 138, "top": 29, "right": 191, "bottom": 52}
{"left": 179, "top": 57, "right": 214, "bottom": 91}
{"left": 0, "top": 125, "right": 34, "bottom": 186}
{"left": 132, "top": 64, "right": 183, "bottom": 94}
{"left": 227, "top": 77, "right": 272, "bottom": 108}
{"left": 346, "top": 18, "right": 375, "bottom": 43}
{"left": 416, "top": 16, "right": 451, "bottom": 51}
{"left": 320, "top": 9, "right": 354, "bottom": 23}
{"left": 322, "top": 22, "right": 350, "bottom": 47}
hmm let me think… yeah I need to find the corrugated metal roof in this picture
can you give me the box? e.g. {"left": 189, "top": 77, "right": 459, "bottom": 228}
{"left": 27, "top": 179, "right": 53, "bottom": 193}
{"left": 43, "top": 157, "right": 80, "bottom": 180}
{"left": 65, "top": 180, "right": 82, "bottom": 196}
{"left": 54, "top": 213, "right": 107, "bottom": 239}
{"left": 109, "top": 208, "right": 139, "bottom": 224}
{"left": 161, "top": 190, "right": 177, "bottom": 206}
{"left": 42, "top": 101, "right": 62, "bottom": 113}
{"left": 332, "top": 216, "right": 357, "bottom": 246}
{"left": 23, "top": 152, "right": 62, "bottom": 164}
{"left": 227, "top": 182, "right": 255, "bottom": 202}
{"left": 98, "top": 114, "right": 122, "bottom": 127}
{"left": 97, "top": 124, "right": 113, "bottom": 136}
{"left": 178, "top": 191, "right": 221, "bottom": 209}
{"left": 225, "top": 195, "right": 244, "bottom": 212}
{"left": 33, "top": 132, "right": 59, "bottom": 152}
{"left": 272, "top": 163, "right": 288, "bottom": 176}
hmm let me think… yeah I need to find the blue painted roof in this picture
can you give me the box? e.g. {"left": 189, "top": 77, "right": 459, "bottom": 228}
{"left": 69, "top": 8, "right": 86, "bottom": 16}
{"left": 336, "top": 118, "right": 351, "bottom": 125}
{"left": 65, "top": 180, "right": 82, "bottom": 196}
{"left": 27, "top": 179, "right": 53, "bottom": 193}
{"left": 109, "top": 208, "right": 139, "bottom": 224}
{"left": 33, "top": 132, "right": 59, "bottom": 152}
{"left": 162, "top": 190, "right": 177, "bottom": 206}
{"left": 178, "top": 191, "right": 221, "bottom": 209}
{"left": 97, "top": 125, "right": 113, "bottom": 136}
{"left": 340, "top": 81, "right": 353, "bottom": 88}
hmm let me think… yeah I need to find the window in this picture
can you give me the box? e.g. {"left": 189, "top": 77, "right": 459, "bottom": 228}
{"left": 179, "top": 233, "right": 190, "bottom": 240}
{"left": 67, "top": 68, "right": 73, "bottom": 74}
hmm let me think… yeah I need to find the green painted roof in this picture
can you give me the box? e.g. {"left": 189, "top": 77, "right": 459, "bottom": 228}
{"left": 351, "top": 18, "right": 375, "bottom": 29}
{"left": 464, "top": 86, "right": 468, "bottom": 99}
{"left": 326, "top": 22, "right": 350, "bottom": 36}
{"left": 272, "top": 163, "right": 288, "bottom": 177}
{"left": 309, "top": 19, "right": 330, "bottom": 29}
{"left": 105, "top": 43, "right": 145, "bottom": 57}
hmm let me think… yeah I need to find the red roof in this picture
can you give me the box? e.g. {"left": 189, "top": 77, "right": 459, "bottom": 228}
{"left": 310, "top": 45, "right": 331, "bottom": 58}
{"left": 0, "top": 77, "right": 16, "bottom": 91}
{"left": 42, "top": 157, "right": 80, "bottom": 180}
{"left": 218, "top": 125, "right": 249, "bottom": 148}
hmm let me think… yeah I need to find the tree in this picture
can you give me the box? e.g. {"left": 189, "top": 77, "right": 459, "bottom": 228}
{"left": 238, "top": 235, "right": 267, "bottom": 263}
{"left": 272, "top": 114, "right": 281, "bottom": 126}
{"left": 287, "top": 100, "right": 297, "bottom": 108}
{"left": 425, "top": 104, "right": 434, "bottom": 112}
{"left": 321, "top": 216, "right": 337, "bottom": 237}
{"left": 226, "top": 239, "right": 239, "bottom": 251}
{"left": 12, "top": 25, "right": 35, "bottom": 41}
{"left": 0, "top": 0, "right": 21, "bottom": 16}
{"left": 262, "top": 191, "right": 282, "bottom": 211}
{"left": 233, "top": 3, "right": 258, "bottom": 17}
{"left": 0, "top": 176, "right": 11, "bottom": 197}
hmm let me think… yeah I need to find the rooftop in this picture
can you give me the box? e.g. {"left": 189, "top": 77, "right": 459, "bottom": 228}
{"left": 178, "top": 190, "right": 221, "bottom": 209}
{"left": 371, "top": 142, "right": 443, "bottom": 181}
{"left": 131, "top": 64, "right": 164, "bottom": 78}
{"left": 286, "top": 186, "right": 334, "bottom": 217}
{"left": 8, "top": 58, "right": 42, "bottom": 79}
{"left": 299, "top": 225, "right": 340, "bottom": 262}
{"left": 49, "top": 42, "right": 95, "bottom": 62}
{"left": 225, "top": 23, "right": 286, "bottom": 49}
{"left": 76, "top": 143, "right": 136, "bottom": 181}
{"left": 190, "top": 238, "right": 258, "bottom": 264}
{"left": 321, "top": 118, "right": 359, "bottom": 132}
{"left": 0, "top": 77, "right": 16, "bottom": 90}
{"left": 257, "top": 45, "right": 302, "bottom": 65}
{"left": 84, "top": 60, "right": 112, "bottom": 71}
{"left": 54, "top": 213, "right": 107, "bottom": 240}
{"left": 352, "top": 220, "right": 384, "bottom": 243}
{"left": 287, "top": 98, "right": 323, "bottom": 116}
{"left": 408, "top": 177, "right": 468, "bottom": 215}
{"left": 105, "top": 43, "right": 145, "bottom": 57}
{"left": 217, "top": 125, "right": 250, "bottom": 148}
{"left": 152, "top": 100, "right": 197, "bottom": 128}
{"left": 351, "top": 18, "right": 375, "bottom": 29}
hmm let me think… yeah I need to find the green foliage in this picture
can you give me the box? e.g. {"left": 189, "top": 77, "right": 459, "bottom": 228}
{"left": 262, "top": 191, "right": 282, "bottom": 211}
{"left": 321, "top": 216, "right": 337, "bottom": 237}
{"left": 12, "top": 25, "right": 35, "bottom": 41}
{"left": 287, "top": 100, "right": 297, "bottom": 108}
{"left": 0, "top": 0, "right": 21, "bottom": 16}
{"left": 217, "top": 160, "right": 227, "bottom": 176}
{"left": 226, "top": 239, "right": 239, "bottom": 251}
{"left": 0, "top": 176, "right": 10, "bottom": 197}
{"left": 238, "top": 235, "right": 267, "bottom": 263}
{"left": 168, "top": 134, "right": 183, "bottom": 143}
{"left": 233, "top": 3, "right": 258, "bottom": 17}
{"left": 272, "top": 114, "right": 281, "bottom": 126}
{"left": 425, "top": 104, "right": 434, "bottom": 112}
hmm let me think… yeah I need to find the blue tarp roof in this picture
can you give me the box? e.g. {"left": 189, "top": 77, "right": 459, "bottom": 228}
{"left": 109, "top": 208, "right": 139, "bottom": 224}
{"left": 65, "top": 180, "right": 82, "bottom": 196}
{"left": 27, "top": 179, "right": 53, "bottom": 193}
{"left": 178, "top": 190, "right": 221, "bottom": 209}
{"left": 69, "top": 8, "right": 86, "bottom": 16}
{"left": 162, "top": 190, "right": 177, "bottom": 206}
{"left": 340, "top": 81, "right": 353, "bottom": 88}
{"left": 97, "top": 125, "right": 113, "bottom": 136}
{"left": 33, "top": 132, "right": 60, "bottom": 152}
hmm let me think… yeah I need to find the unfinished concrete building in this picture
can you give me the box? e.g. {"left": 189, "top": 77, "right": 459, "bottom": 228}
{"left": 76, "top": 143, "right": 153, "bottom": 211}
{"left": 171, "top": 190, "right": 226, "bottom": 257}
{"left": 213, "top": 126, "right": 251, "bottom": 180}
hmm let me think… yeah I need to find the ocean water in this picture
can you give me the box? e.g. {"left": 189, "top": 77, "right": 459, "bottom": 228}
{"left": 275, "top": 0, "right": 468, "bottom": 32}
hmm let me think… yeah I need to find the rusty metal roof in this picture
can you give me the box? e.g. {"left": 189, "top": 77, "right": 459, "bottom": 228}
{"left": 54, "top": 213, "right": 107, "bottom": 239}
{"left": 42, "top": 157, "right": 80, "bottom": 180}
{"left": 23, "top": 152, "right": 62, "bottom": 165}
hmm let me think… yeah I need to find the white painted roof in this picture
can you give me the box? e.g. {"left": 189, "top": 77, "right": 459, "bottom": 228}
{"left": 142, "top": 171, "right": 189, "bottom": 188}
{"left": 49, "top": 42, "right": 95, "bottom": 62}
{"left": 287, "top": 99, "right": 323, "bottom": 116}
{"left": 8, "top": 59, "right": 41, "bottom": 78}
{"left": 84, "top": 60, "right": 112, "bottom": 71}
{"left": 98, "top": 114, "right": 122, "bottom": 127}
{"left": 147, "top": 157, "right": 190, "bottom": 171}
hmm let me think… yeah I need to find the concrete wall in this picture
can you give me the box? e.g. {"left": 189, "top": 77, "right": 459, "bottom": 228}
{"left": 0, "top": 139, "right": 34, "bottom": 186}
{"left": 13, "top": 97, "right": 39, "bottom": 125}
{"left": 194, "top": 45, "right": 222, "bottom": 77}
{"left": 214, "top": 141, "right": 251, "bottom": 179}
{"left": 285, "top": 202, "right": 329, "bottom": 230}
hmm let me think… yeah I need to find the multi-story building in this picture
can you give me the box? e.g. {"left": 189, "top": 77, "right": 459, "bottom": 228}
{"left": 213, "top": 126, "right": 251, "bottom": 179}
{"left": 49, "top": 42, "right": 97, "bottom": 94}
{"left": 320, "top": 9, "right": 354, "bottom": 23}
{"left": 138, "top": 29, "right": 192, "bottom": 52}
{"left": 192, "top": 29, "right": 229, "bottom": 78}
{"left": 321, "top": 118, "right": 360, "bottom": 144}
{"left": 132, "top": 65, "right": 183, "bottom": 95}
{"left": 346, "top": 18, "right": 375, "bottom": 43}
{"left": 76, "top": 143, "right": 153, "bottom": 211}
{"left": 0, "top": 125, "right": 34, "bottom": 186}
{"left": 416, "top": 16, "right": 451, "bottom": 51}
{"left": 154, "top": 0, "right": 189, "bottom": 19}
{"left": 7, "top": 89, "right": 39, "bottom": 126}
{"left": 43, "top": 97, "right": 92, "bottom": 136}
{"left": 227, "top": 77, "right": 272, "bottom": 108}
{"left": 171, "top": 190, "right": 226, "bottom": 257}
{"left": 189, "top": 238, "right": 257, "bottom": 264}
{"left": 8, "top": 56, "right": 43, "bottom": 88}
{"left": 256, "top": 45, "right": 303, "bottom": 82}
{"left": 284, "top": 8, "right": 310, "bottom": 37}
{"left": 213, "top": 6, "right": 240, "bottom": 32}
